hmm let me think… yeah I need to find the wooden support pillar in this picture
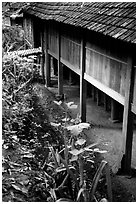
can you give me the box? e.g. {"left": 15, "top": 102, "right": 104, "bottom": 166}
{"left": 69, "top": 70, "right": 72, "bottom": 85}
{"left": 93, "top": 86, "right": 97, "bottom": 102}
{"left": 80, "top": 36, "right": 87, "bottom": 122}
{"left": 122, "top": 55, "right": 135, "bottom": 174}
{"left": 40, "top": 31, "right": 44, "bottom": 77}
{"left": 104, "top": 94, "right": 109, "bottom": 111}
{"left": 57, "top": 26, "right": 63, "bottom": 95}
{"left": 91, "top": 86, "right": 94, "bottom": 100}
{"left": 92, "top": 86, "right": 96, "bottom": 102}
{"left": 53, "top": 57, "right": 58, "bottom": 76}
{"left": 43, "top": 24, "right": 50, "bottom": 87}
{"left": 110, "top": 99, "right": 119, "bottom": 122}
{"left": 97, "top": 89, "right": 101, "bottom": 106}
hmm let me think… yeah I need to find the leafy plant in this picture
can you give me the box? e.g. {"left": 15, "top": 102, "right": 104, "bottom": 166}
{"left": 44, "top": 100, "right": 112, "bottom": 202}
{"left": 2, "top": 24, "right": 24, "bottom": 53}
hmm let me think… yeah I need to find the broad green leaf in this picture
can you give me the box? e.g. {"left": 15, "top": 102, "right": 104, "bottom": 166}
{"left": 90, "top": 160, "right": 108, "bottom": 201}
{"left": 66, "top": 102, "right": 78, "bottom": 110}
{"left": 62, "top": 117, "right": 70, "bottom": 122}
{"left": 69, "top": 148, "right": 84, "bottom": 156}
{"left": 11, "top": 135, "right": 18, "bottom": 140}
{"left": 11, "top": 184, "right": 21, "bottom": 191}
{"left": 3, "top": 144, "right": 9, "bottom": 149}
{"left": 56, "top": 165, "right": 75, "bottom": 173}
{"left": 11, "top": 184, "right": 28, "bottom": 195}
{"left": 87, "top": 159, "right": 94, "bottom": 164}
{"left": 84, "top": 143, "right": 98, "bottom": 151}
{"left": 100, "top": 198, "right": 108, "bottom": 202}
{"left": 70, "top": 155, "right": 78, "bottom": 162}
{"left": 75, "top": 138, "right": 86, "bottom": 146}
{"left": 67, "top": 123, "right": 90, "bottom": 136}
{"left": 56, "top": 198, "right": 73, "bottom": 202}
{"left": 77, "top": 188, "right": 84, "bottom": 201}
{"left": 53, "top": 100, "right": 62, "bottom": 106}
{"left": 50, "top": 122, "right": 60, "bottom": 127}
{"left": 94, "top": 148, "right": 107, "bottom": 153}
{"left": 21, "top": 153, "right": 34, "bottom": 159}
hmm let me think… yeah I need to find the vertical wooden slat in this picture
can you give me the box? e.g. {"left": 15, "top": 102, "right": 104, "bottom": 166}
{"left": 43, "top": 23, "right": 50, "bottom": 86}
{"left": 122, "top": 55, "right": 135, "bottom": 174}
{"left": 57, "top": 25, "right": 63, "bottom": 95}
{"left": 80, "top": 35, "right": 87, "bottom": 122}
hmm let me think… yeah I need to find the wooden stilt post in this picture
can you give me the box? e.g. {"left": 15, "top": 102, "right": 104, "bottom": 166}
{"left": 122, "top": 55, "right": 135, "bottom": 174}
{"left": 93, "top": 86, "right": 97, "bottom": 102}
{"left": 97, "top": 89, "right": 101, "bottom": 106}
{"left": 43, "top": 23, "right": 50, "bottom": 87}
{"left": 80, "top": 35, "right": 87, "bottom": 122}
{"left": 40, "top": 30, "right": 45, "bottom": 79}
{"left": 53, "top": 57, "right": 58, "bottom": 76}
{"left": 69, "top": 70, "right": 72, "bottom": 85}
{"left": 110, "top": 99, "right": 119, "bottom": 122}
{"left": 57, "top": 25, "right": 63, "bottom": 95}
{"left": 104, "top": 94, "right": 109, "bottom": 111}
{"left": 91, "top": 86, "right": 94, "bottom": 100}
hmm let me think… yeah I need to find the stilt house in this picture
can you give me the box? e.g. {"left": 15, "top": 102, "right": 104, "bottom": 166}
{"left": 21, "top": 2, "right": 136, "bottom": 173}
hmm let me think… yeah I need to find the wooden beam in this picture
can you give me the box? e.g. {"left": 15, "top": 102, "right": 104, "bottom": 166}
{"left": 80, "top": 37, "right": 87, "bottom": 122}
{"left": 57, "top": 25, "right": 63, "bottom": 95}
{"left": 122, "top": 55, "right": 135, "bottom": 174}
{"left": 43, "top": 24, "right": 50, "bottom": 86}
{"left": 84, "top": 73, "right": 125, "bottom": 105}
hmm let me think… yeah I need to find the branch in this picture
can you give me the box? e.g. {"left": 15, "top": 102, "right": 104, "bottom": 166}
{"left": 13, "top": 78, "right": 32, "bottom": 95}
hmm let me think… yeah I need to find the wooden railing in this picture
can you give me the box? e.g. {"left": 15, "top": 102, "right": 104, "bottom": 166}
{"left": 6, "top": 47, "right": 42, "bottom": 57}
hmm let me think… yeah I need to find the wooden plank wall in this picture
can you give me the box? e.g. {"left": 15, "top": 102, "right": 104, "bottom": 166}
{"left": 48, "top": 22, "right": 58, "bottom": 55}
{"left": 24, "top": 18, "right": 135, "bottom": 114}
{"left": 23, "top": 14, "right": 34, "bottom": 47}
{"left": 47, "top": 23, "right": 136, "bottom": 110}
{"left": 61, "top": 36, "right": 81, "bottom": 69}
{"left": 85, "top": 46, "right": 127, "bottom": 97}
{"left": 48, "top": 22, "right": 81, "bottom": 74}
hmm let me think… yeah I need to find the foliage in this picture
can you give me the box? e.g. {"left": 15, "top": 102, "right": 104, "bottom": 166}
{"left": 2, "top": 24, "right": 112, "bottom": 200}
{"left": 2, "top": 52, "right": 112, "bottom": 201}
{"left": 2, "top": 24, "right": 24, "bottom": 53}
{"left": 41, "top": 100, "right": 112, "bottom": 202}
{"left": 2, "top": 53, "right": 41, "bottom": 201}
